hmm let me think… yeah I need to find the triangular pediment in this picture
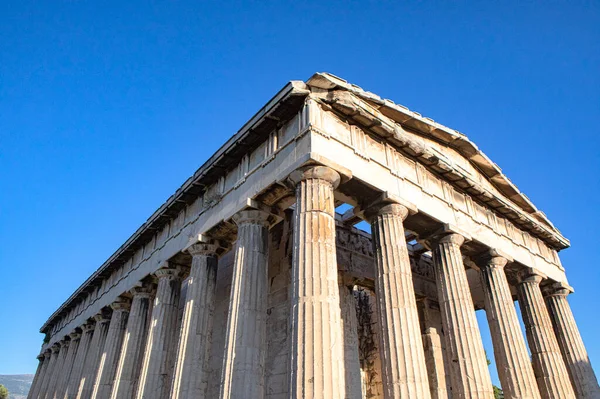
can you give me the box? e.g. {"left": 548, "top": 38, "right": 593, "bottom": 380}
{"left": 306, "top": 72, "right": 568, "bottom": 249}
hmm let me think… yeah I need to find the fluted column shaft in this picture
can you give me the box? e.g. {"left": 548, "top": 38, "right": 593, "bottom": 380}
{"left": 289, "top": 166, "right": 346, "bottom": 399}
{"left": 43, "top": 343, "right": 64, "bottom": 399}
{"left": 48, "top": 341, "right": 70, "bottom": 399}
{"left": 110, "top": 285, "right": 155, "bottom": 399}
{"left": 56, "top": 333, "right": 81, "bottom": 399}
{"left": 479, "top": 255, "right": 541, "bottom": 399}
{"left": 171, "top": 243, "right": 219, "bottom": 399}
{"left": 516, "top": 271, "right": 575, "bottom": 399}
{"left": 27, "top": 354, "right": 46, "bottom": 399}
{"left": 430, "top": 232, "right": 494, "bottom": 399}
{"left": 136, "top": 267, "right": 183, "bottom": 399}
{"left": 33, "top": 356, "right": 48, "bottom": 399}
{"left": 544, "top": 284, "right": 600, "bottom": 398}
{"left": 367, "top": 202, "right": 431, "bottom": 399}
{"left": 79, "top": 315, "right": 111, "bottom": 399}
{"left": 38, "top": 346, "right": 59, "bottom": 399}
{"left": 92, "top": 300, "right": 131, "bottom": 399}
{"left": 219, "top": 209, "right": 271, "bottom": 399}
{"left": 65, "top": 322, "right": 96, "bottom": 399}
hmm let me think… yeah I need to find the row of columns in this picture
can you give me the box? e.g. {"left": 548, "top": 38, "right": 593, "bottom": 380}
{"left": 29, "top": 165, "right": 599, "bottom": 399}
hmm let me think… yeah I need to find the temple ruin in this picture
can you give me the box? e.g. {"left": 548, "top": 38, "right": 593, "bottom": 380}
{"left": 28, "top": 73, "right": 600, "bottom": 399}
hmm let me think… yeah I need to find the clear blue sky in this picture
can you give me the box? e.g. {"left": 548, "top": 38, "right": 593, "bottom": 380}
{"left": 1, "top": 1, "right": 598, "bottom": 385}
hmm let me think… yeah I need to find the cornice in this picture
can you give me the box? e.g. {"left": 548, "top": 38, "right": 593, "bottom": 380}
{"left": 40, "top": 80, "right": 310, "bottom": 333}
{"left": 306, "top": 72, "right": 568, "bottom": 251}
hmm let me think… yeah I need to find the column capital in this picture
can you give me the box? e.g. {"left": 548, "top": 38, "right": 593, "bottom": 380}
{"left": 542, "top": 281, "right": 574, "bottom": 298}
{"left": 43, "top": 350, "right": 52, "bottom": 359}
{"left": 361, "top": 191, "right": 418, "bottom": 222}
{"left": 36, "top": 353, "right": 45, "bottom": 361}
{"left": 476, "top": 248, "right": 513, "bottom": 270}
{"left": 129, "top": 283, "right": 156, "bottom": 298}
{"left": 233, "top": 208, "right": 271, "bottom": 227}
{"left": 110, "top": 298, "right": 132, "bottom": 312}
{"left": 69, "top": 331, "right": 82, "bottom": 340}
{"left": 431, "top": 232, "right": 466, "bottom": 247}
{"left": 93, "top": 312, "right": 111, "bottom": 324}
{"left": 289, "top": 165, "right": 341, "bottom": 188}
{"left": 81, "top": 320, "right": 96, "bottom": 332}
{"left": 186, "top": 242, "right": 221, "bottom": 256}
{"left": 516, "top": 267, "right": 547, "bottom": 285}
{"left": 51, "top": 344, "right": 60, "bottom": 353}
{"left": 423, "top": 223, "right": 471, "bottom": 248}
{"left": 184, "top": 232, "right": 230, "bottom": 257}
{"left": 154, "top": 264, "right": 186, "bottom": 280}
{"left": 59, "top": 339, "right": 70, "bottom": 349}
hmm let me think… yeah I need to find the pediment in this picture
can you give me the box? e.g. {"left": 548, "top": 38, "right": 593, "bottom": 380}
{"left": 307, "top": 72, "right": 568, "bottom": 250}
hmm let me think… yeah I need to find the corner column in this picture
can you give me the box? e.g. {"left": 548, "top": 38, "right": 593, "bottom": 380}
{"left": 34, "top": 351, "right": 52, "bottom": 399}
{"left": 27, "top": 353, "right": 46, "bottom": 399}
{"left": 543, "top": 283, "right": 600, "bottom": 398}
{"left": 66, "top": 321, "right": 96, "bottom": 399}
{"left": 429, "top": 231, "right": 494, "bottom": 399}
{"left": 365, "top": 201, "right": 431, "bottom": 399}
{"left": 478, "top": 252, "right": 541, "bottom": 399}
{"left": 135, "top": 266, "right": 183, "bottom": 399}
{"left": 110, "top": 284, "right": 155, "bottom": 399}
{"left": 219, "top": 209, "right": 271, "bottom": 399}
{"left": 171, "top": 242, "right": 220, "bottom": 399}
{"left": 92, "top": 299, "right": 131, "bottom": 399}
{"left": 288, "top": 165, "right": 346, "bottom": 399}
{"left": 37, "top": 345, "right": 59, "bottom": 399}
{"left": 516, "top": 269, "right": 575, "bottom": 399}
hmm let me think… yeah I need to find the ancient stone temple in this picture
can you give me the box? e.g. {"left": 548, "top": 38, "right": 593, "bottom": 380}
{"left": 29, "top": 73, "right": 599, "bottom": 399}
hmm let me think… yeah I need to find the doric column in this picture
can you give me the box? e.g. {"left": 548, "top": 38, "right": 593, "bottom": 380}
{"left": 516, "top": 269, "right": 575, "bottom": 399}
{"left": 171, "top": 242, "right": 220, "bottom": 399}
{"left": 92, "top": 299, "right": 131, "bottom": 399}
{"left": 56, "top": 332, "right": 81, "bottom": 399}
{"left": 27, "top": 353, "right": 46, "bottom": 399}
{"left": 110, "top": 284, "right": 155, "bottom": 399}
{"left": 429, "top": 230, "right": 494, "bottom": 399}
{"left": 288, "top": 165, "right": 346, "bottom": 399}
{"left": 365, "top": 201, "right": 431, "bottom": 399}
{"left": 478, "top": 252, "right": 541, "bottom": 399}
{"left": 543, "top": 282, "right": 600, "bottom": 398}
{"left": 47, "top": 340, "right": 69, "bottom": 399}
{"left": 79, "top": 313, "right": 111, "bottom": 399}
{"left": 219, "top": 209, "right": 271, "bottom": 399}
{"left": 135, "top": 266, "right": 183, "bottom": 399}
{"left": 37, "top": 345, "right": 59, "bottom": 399}
{"left": 65, "top": 321, "right": 96, "bottom": 399}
